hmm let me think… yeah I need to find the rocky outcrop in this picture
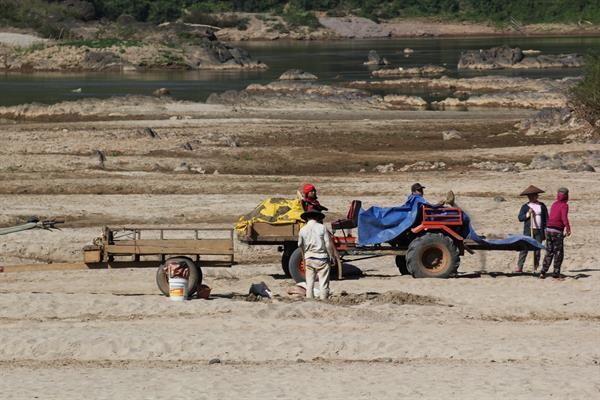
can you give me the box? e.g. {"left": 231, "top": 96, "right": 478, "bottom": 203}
{"left": 372, "top": 65, "right": 447, "bottom": 78}
{"left": 518, "top": 107, "right": 589, "bottom": 136}
{"left": 207, "top": 80, "right": 427, "bottom": 110}
{"left": 529, "top": 151, "right": 599, "bottom": 172}
{"left": 348, "top": 75, "right": 578, "bottom": 110}
{"left": 458, "top": 46, "right": 583, "bottom": 70}
{"left": 364, "top": 50, "right": 389, "bottom": 66}
{"left": 0, "top": 40, "right": 266, "bottom": 72}
{"left": 278, "top": 69, "right": 318, "bottom": 80}
{"left": 319, "top": 16, "right": 392, "bottom": 38}
{"left": 442, "top": 129, "right": 462, "bottom": 140}
{"left": 207, "top": 81, "right": 381, "bottom": 109}
{"left": 471, "top": 161, "right": 525, "bottom": 173}
{"left": 0, "top": 95, "right": 181, "bottom": 121}
{"left": 348, "top": 76, "right": 579, "bottom": 93}
{"left": 432, "top": 92, "right": 567, "bottom": 110}
{"left": 152, "top": 88, "right": 171, "bottom": 97}
{"left": 400, "top": 161, "right": 447, "bottom": 172}
{"left": 382, "top": 95, "right": 427, "bottom": 109}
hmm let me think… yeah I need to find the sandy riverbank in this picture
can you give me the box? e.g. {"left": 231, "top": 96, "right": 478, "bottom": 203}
{"left": 0, "top": 97, "right": 599, "bottom": 398}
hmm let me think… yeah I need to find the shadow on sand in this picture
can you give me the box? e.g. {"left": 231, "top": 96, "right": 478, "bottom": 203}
{"left": 456, "top": 271, "right": 590, "bottom": 280}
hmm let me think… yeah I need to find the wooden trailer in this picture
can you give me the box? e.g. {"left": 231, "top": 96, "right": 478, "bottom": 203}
{"left": 83, "top": 226, "right": 234, "bottom": 296}
{"left": 237, "top": 221, "right": 302, "bottom": 277}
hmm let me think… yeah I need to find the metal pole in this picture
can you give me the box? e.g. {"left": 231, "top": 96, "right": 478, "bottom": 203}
{"left": 530, "top": 210, "right": 535, "bottom": 271}
{"left": 0, "top": 222, "right": 38, "bottom": 235}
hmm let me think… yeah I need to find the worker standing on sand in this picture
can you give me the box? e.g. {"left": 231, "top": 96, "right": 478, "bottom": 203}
{"left": 298, "top": 209, "right": 335, "bottom": 300}
{"left": 539, "top": 187, "right": 571, "bottom": 279}
{"left": 298, "top": 183, "right": 328, "bottom": 212}
{"left": 515, "top": 185, "right": 548, "bottom": 273}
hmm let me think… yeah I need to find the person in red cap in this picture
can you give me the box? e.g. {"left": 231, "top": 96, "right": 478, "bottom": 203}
{"left": 298, "top": 183, "right": 328, "bottom": 212}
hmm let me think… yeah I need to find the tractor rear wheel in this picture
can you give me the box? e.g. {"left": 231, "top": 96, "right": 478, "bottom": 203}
{"left": 395, "top": 255, "right": 409, "bottom": 275}
{"left": 406, "top": 233, "right": 459, "bottom": 278}
{"left": 288, "top": 248, "right": 339, "bottom": 283}
{"left": 156, "top": 256, "right": 202, "bottom": 297}
{"left": 281, "top": 242, "right": 297, "bottom": 278}
{"left": 288, "top": 247, "right": 306, "bottom": 283}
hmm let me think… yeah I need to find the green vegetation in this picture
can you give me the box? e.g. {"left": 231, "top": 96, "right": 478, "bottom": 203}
{"left": 60, "top": 39, "right": 142, "bottom": 48}
{"left": 1, "top": 0, "right": 600, "bottom": 38}
{"left": 0, "top": 0, "right": 82, "bottom": 39}
{"left": 282, "top": 3, "right": 320, "bottom": 28}
{"left": 184, "top": 5, "right": 249, "bottom": 30}
{"left": 156, "top": 51, "right": 186, "bottom": 67}
{"left": 571, "top": 53, "right": 600, "bottom": 126}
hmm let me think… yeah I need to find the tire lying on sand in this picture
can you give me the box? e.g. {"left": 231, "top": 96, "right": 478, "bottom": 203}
{"left": 406, "top": 233, "right": 460, "bottom": 278}
{"left": 395, "top": 255, "right": 410, "bottom": 275}
{"left": 156, "top": 256, "right": 202, "bottom": 297}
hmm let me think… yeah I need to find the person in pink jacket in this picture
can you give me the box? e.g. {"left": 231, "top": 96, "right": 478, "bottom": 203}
{"left": 539, "top": 187, "right": 571, "bottom": 279}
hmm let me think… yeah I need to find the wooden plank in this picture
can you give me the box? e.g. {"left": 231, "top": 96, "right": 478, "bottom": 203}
{"left": 0, "top": 263, "right": 92, "bottom": 273}
{"left": 239, "top": 222, "right": 300, "bottom": 244}
{"left": 1, "top": 259, "right": 235, "bottom": 274}
{"left": 106, "top": 239, "right": 233, "bottom": 256}
{"left": 83, "top": 249, "right": 102, "bottom": 263}
{"left": 252, "top": 222, "right": 300, "bottom": 238}
{"left": 114, "top": 239, "right": 231, "bottom": 247}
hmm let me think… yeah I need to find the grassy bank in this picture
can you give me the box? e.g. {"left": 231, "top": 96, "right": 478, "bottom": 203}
{"left": 1, "top": 1, "right": 599, "bottom": 39}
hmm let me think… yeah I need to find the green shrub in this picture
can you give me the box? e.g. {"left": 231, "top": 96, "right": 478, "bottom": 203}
{"left": 183, "top": 7, "right": 249, "bottom": 30}
{"left": 283, "top": 4, "right": 321, "bottom": 28}
{"left": 60, "top": 38, "right": 142, "bottom": 48}
{"left": 269, "top": 21, "right": 289, "bottom": 33}
{"left": 571, "top": 53, "right": 600, "bottom": 126}
{"left": 3, "top": 0, "right": 600, "bottom": 29}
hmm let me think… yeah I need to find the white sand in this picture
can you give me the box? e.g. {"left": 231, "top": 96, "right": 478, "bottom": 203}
{"left": 1, "top": 262, "right": 599, "bottom": 399}
{"left": 1, "top": 108, "right": 599, "bottom": 398}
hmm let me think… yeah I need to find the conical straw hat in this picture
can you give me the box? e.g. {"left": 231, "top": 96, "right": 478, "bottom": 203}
{"left": 520, "top": 185, "right": 545, "bottom": 196}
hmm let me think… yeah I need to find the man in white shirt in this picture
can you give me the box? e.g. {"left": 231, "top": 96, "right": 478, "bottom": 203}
{"left": 298, "top": 209, "right": 336, "bottom": 300}
{"left": 516, "top": 185, "right": 548, "bottom": 273}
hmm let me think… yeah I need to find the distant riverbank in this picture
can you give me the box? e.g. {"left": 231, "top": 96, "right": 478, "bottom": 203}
{"left": 215, "top": 14, "right": 600, "bottom": 41}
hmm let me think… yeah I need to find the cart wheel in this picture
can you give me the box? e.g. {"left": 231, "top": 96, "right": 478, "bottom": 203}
{"left": 395, "top": 255, "right": 409, "bottom": 275}
{"left": 288, "top": 247, "right": 306, "bottom": 283}
{"left": 156, "top": 256, "right": 202, "bottom": 297}
{"left": 406, "top": 233, "right": 459, "bottom": 278}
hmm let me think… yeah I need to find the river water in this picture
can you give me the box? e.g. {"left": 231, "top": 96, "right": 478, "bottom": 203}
{"left": 0, "top": 36, "right": 597, "bottom": 106}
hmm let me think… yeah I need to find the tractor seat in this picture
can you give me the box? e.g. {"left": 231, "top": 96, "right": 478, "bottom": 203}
{"left": 331, "top": 200, "right": 362, "bottom": 231}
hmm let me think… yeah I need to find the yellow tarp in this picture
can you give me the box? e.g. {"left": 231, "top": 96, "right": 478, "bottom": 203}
{"left": 235, "top": 197, "right": 304, "bottom": 237}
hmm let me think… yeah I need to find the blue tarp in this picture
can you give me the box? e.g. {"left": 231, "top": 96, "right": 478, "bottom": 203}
{"left": 357, "top": 194, "right": 543, "bottom": 250}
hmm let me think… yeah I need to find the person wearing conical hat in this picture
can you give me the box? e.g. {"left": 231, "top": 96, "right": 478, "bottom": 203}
{"left": 515, "top": 185, "right": 548, "bottom": 273}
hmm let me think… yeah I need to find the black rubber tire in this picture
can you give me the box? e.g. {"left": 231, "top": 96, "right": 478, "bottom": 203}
{"left": 156, "top": 256, "right": 202, "bottom": 297}
{"left": 406, "top": 233, "right": 460, "bottom": 278}
{"left": 281, "top": 243, "right": 297, "bottom": 278}
{"left": 288, "top": 248, "right": 339, "bottom": 283}
{"left": 395, "top": 255, "right": 410, "bottom": 275}
{"left": 288, "top": 247, "right": 305, "bottom": 283}
{"left": 281, "top": 252, "right": 291, "bottom": 277}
